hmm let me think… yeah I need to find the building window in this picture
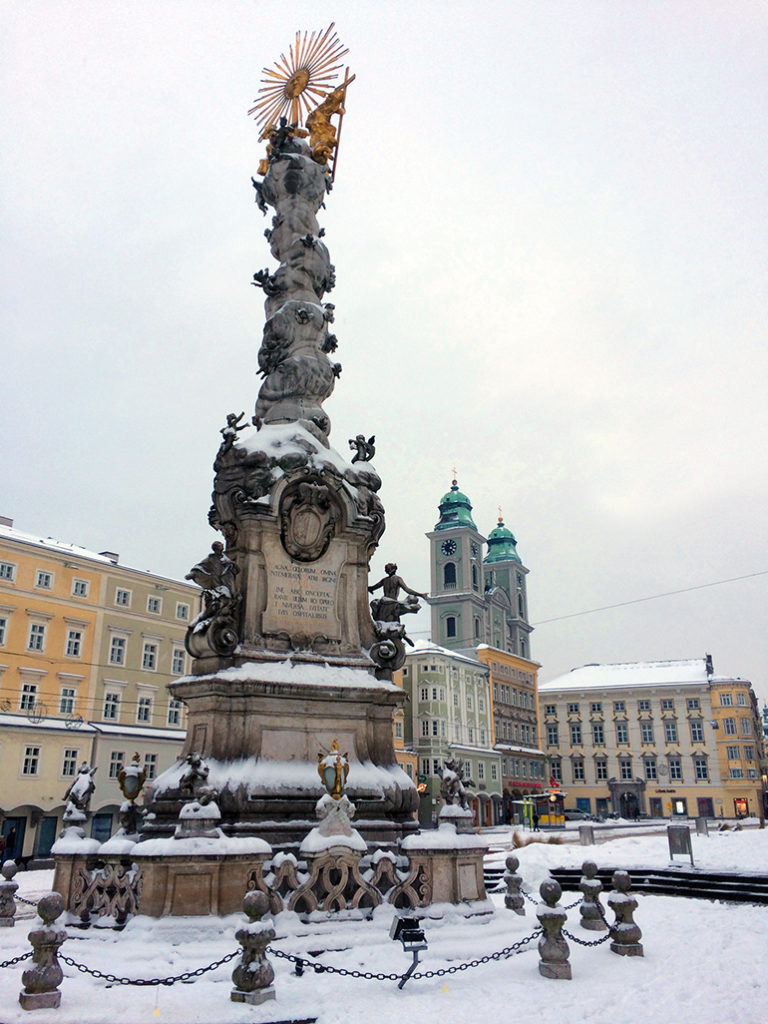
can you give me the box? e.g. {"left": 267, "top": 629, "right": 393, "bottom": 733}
{"left": 668, "top": 757, "right": 682, "bottom": 780}
{"left": 726, "top": 745, "right": 740, "bottom": 760}
{"left": 619, "top": 758, "right": 633, "bottom": 780}
{"left": 172, "top": 648, "right": 186, "bottom": 675}
{"left": 722, "top": 718, "right": 736, "bottom": 736}
{"left": 747, "top": 768, "right": 758, "bottom": 778}
{"left": 474, "top": 617, "right": 480, "bottom": 638}
{"left": 59, "top": 687, "right": 76, "bottom": 714}
{"left": 395, "top": 720, "right": 403, "bottom": 738}
{"left": 572, "top": 759, "right": 585, "bottom": 781}
{"left": 445, "top": 615, "right": 456, "bottom": 639}
{"left": 19, "top": 682, "right": 37, "bottom": 712}
{"left": 27, "top": 622, "right": 46, "bottom": 652}
{"left": 420, "top": 687, "right": 428, "bottom": 701}
{"left": 719, "top": 693, "right": 733, "bottom": 706}
{"left": 421, "top": 758, "right": 430, "bottom": 776}
{"left": 0, "top": 561, "right": 17, "bottom": 581}
{"left": 35, "top": 570, "right": 53, "bottom": 589}
{"left": 644, "top": 759, "right": 657, "bottom": 780}
{"left": 431, "top": 720, "right": 438, "bottom": 736}
{"left": 109, "top": 635, "right": 126, "bottom": 665}
{"left": 421, "top": 720, "right": 429, "bottom": 737}
{"left": 478, "top": 695, "right": 485, "bottom": 711}
{"left": 736, "top": 692, "right": 747, "bottom": 706}
{"left": 729, "top": 767, "right": 744, "bottom": 779}
{"left": 443, "top": 562, "right": 456, "bottom": 588}
{"left": 595, "top": 759, "right": 608, "bottom": 781}
{"left": 144, "top": 753, "right": 157, "bottom": 780}
{"left": 65, "top": 629, "right": 82, "bottom": 657}
{"left": 570, "top": 723, "right": 582, "bottom": 745}
{"left": 433, "top": 759, "right": 441, "bottom": 776}
{"left": 637, "top": 699, "right": 651, "bottom": 712}
{"left": 103, "top": 691, "right": 120, "bottom": 721}
{"left": 22, "top": 746, "right": 40, "bottom": 775}
{"left": 740, "top": 719, "right": 751, "bottom": 736}
{"left": 660, "top": 699, "right": 675, "bottom": 711}
{"left": 0, "top": 615, "right": 6, "bottom": 645}
{"left": 613, "top": 701, "right": 626, "bottom": 712}
{"left": 137, "top": 696, "right": 153, "bottom": 723}
{"left": 62, "top": 748, "right": 78, "bottom": 777}
{"left": 544, "top": 704, "right": 556, "bottom": 716}
{"left": 590, "top": 702, "right": 602, "bottom": 713}
{"left": 176, "top": 602, "right": 190, "bottom": 620}
{"left": 550, "top": 760, "right": 562, "bottom": 783}
{"left": 167, "top": 698, "right": 183, "bottom": 726}
{"left": 664, "top": 721, "right": 678, "bottom": 743}
{"left": 406, "top": 763, "right": 413, "bottom": 778}
{"left": 615, "top": 722, "right": 629, "bottom": 744}
{"left": 744, "top": 745, "right": 755, "bottom": 762}
{"left": 115, "top": 588, "right": 131, "bottom": 607}
{"left": 546, "top": 724, "right": 558, "bottom": 746}
{"left": 467, "top": 695, "right": 473, "bottom": 710}
{"left": 694, "top": 757, "right": 708, "bottom": 780}
{"left": 72, "top": 579, "right": 89, "bottom": 598}
{"left": 453, "top": 693, "right": 459, "bottom": 707}
{"left": 142, "top": 642, "right": 158, "bottom": 671}
{"left": 109, "top": 752, "right": 124, "bottom": 779}
{"left": 567, "top": 703, "right": 580, "bottom": 714}
{"left": 432, "top": 687, "right": 438, "bottom": 700}
{"left": 592, "top": 723, "right": 604, "bottom": 745}
{"left": 480, "top": 728, "right": 486, "bottom": 745}
{"left": 468, "top": 726, "right": 474, "bottom": 743}
{"left": 147, "top": 596, "right": 162, "bottom": 614}
{"left": 690, "top": 720, "right": 705, "bottom": 742}
{"left": 640, "top": 722, "right": 654, "bottom": 744}
{"left": 477, "top": 762, "right": 485, "bottom": 780}
{"left": 491, "top": 762, "right": 498, "bottom": 781}
{"left": 686, "top": 698, "right": 700, "bottom": 710}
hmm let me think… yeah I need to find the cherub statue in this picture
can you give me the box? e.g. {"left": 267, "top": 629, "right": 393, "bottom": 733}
{"left": 349, "top": 434, "right": 375, "bottom": 463}
{"left": 63, "top": 762, "right": 97, "bottom": 814}
{"left": 219, "top": 411, "right": 247, "bottom": 453}
{"left": 438, "top": 758, "right": 475, "bottom": 810}
{"left": 186, "top": 542, "right": 240, "bottom": 629}
{"left": 179, "top": 752, "right": 210, "bottom": 801}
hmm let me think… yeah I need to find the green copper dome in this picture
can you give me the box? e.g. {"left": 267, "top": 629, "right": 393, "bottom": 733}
{"left": 434, "top": 479, "right": 477, "bottom": 531}
{"left": 483, "top": 517, "right": 521, "bottom": 563}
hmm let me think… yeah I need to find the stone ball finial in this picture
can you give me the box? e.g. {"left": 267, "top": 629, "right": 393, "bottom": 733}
{"left": 2, "top": 861, "right": 18, "bottom": 882}
{"left": 243, "top": 890, "right": 269, "bottom": 922}
{"left": 582, "top": 860, "right": 598, "bottom": 879}
{"left": 612, "top": 869, "right": 631, "bottom": 894}
{"left": 505, "top": 854, "right": 520, "bottom": 873}
{"left": 36, "top": 893, "right": 64, "bottom": 926}
{"left": 539, "top": 879, "right": 562, "bottom": 907}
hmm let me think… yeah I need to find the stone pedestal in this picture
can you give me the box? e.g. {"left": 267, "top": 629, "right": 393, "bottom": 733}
{"left": 0, "top": 860, "right": 19, "bottom": 926}
{"left": 400, "top": 824, "right": 489, "bottom": 911}
{"left": 19, "top": 893, "right": 66, "bottom": 1011}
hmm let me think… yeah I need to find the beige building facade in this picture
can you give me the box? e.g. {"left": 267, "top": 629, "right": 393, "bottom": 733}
{"left": 0, "top": 519, "right": 197, "bottom": 861}
{"left": 538, "top": 657, "right": 765, "bottom": 820}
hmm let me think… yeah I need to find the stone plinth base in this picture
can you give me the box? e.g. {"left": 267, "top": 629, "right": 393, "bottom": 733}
{"left": 19, "top": 991, "right": 61, "bottom": 1010}
{"left": 539, "top": 961, "right": 572, "bottom": 979}
{"left": 231, "top": 986, "right": 275, "bottom": 1005}
{"left": 611, "top": 941, "right": 643, "bottom": 956}
{"left": 400, "top": 823, "right": 488, "bottom": 908}
{"left": 132, "top": 837, "right": 272, "bottom": 917}
{"left": 0, "top": 919, "right": 15, "bottom": 927}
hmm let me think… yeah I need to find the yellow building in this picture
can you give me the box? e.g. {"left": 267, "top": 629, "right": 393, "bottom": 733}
{"left": 709, "top": 676, "right": 765, "bottom": 817}
{"left": 0, "top": 519, "right": 198, "bottom": 861}
{"left": 392, "top": 669, "right": 418, "bottom": 800}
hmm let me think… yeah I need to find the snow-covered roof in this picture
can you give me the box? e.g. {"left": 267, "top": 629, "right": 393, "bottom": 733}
{"left": 539, "top": 658, "right": 710, "bottom": 693}
{"left": 407, "top": 639, "right": 485, "bottom": 668}
{"left": 90, "top": 722, "right": 186, "bottom": 741}
{"left": 0, "top": 713, "right": 97, "bottom": 733}
{"left": 495, "top": 743, "right": 546, "bottom": 757}
{"left": 0, "top": 522, "right": 193, "bottom": 588}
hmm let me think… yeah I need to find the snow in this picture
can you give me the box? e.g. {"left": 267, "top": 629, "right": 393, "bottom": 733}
{"left": 401, "top": 822, "right": 488, "bottom": 851}
{"left": 183, "top": 658, "right": 400, "bottom": 692}
{"left": 408, "top": 638, "right": 484, "bottom": 666}
{"left": 539, "top": 658, "right": 711, "bottom": 692}
{"left": 133, "top": 835, "right": 271, "bottom": 857}
{"left": 2, "top": 826, "right": 767, "bottom": 1024}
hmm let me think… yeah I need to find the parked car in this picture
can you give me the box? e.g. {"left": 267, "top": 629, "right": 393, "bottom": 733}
{"left": 563, "top": 809, "right": 591, "bottom": 821}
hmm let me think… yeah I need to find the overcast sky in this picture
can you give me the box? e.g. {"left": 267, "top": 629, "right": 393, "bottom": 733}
{"left": 2, "top": 1, "right": 767, "bottom": 705}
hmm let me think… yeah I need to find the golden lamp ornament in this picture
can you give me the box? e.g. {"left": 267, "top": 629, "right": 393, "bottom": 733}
{"left": 318, "top": 740, "right": 349, "bottom": 800}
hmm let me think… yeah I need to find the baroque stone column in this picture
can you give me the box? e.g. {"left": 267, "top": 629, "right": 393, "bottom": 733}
{"left": 143, "top": 121, "right": 418, "bottom": 854}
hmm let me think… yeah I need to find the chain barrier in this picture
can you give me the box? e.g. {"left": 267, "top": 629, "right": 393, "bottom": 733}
{"left": 0, "top": 950, "right": 33, "bottom": 969}
{"left": 59, "top": 949, "right": 239, "bottom": 987}
{"left": 15, "top": 894, "right": 40, "bottom": 907}
{"left": 562, "top": 926, "right": 611, "bottom": 947}
{"left": 268, "top": 928, "right": 542, "bottom": 984}
{"left": 520, "top": 887, "right": 581, "bottom": 910}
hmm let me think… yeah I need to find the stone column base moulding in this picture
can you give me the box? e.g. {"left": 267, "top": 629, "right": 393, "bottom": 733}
{"left": 400, "top": 823, "right": 491, "bottom": 916}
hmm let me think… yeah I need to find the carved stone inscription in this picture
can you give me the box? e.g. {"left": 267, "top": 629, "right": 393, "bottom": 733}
{"left": 262, "top": 536, "right": 344, "bottom": 639}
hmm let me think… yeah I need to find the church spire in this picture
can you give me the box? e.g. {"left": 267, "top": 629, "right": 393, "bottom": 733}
{"left": 434, "top": 476, "right": 477, "bottom": 532}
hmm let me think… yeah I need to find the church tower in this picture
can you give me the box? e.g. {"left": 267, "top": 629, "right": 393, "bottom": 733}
{"left": 426, "top": 479, "right": 487, "bottom": 648}
{"left": 483, "top": 514, "right": 532, "bottom": 659}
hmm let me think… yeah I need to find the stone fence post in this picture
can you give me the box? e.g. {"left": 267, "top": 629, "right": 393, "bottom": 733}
{"left": 607, "top": 870, "right": 643, "bottom": 957}
{"left": 536, "top": 879, "right": 571, "bottom": 979}
{"left": 0, "top": 860, "right": 19, "bottom": 927}
{"left": 231, "top": 890, "right": 276, "bottom": 1005}
{"left": 19, "top": 892, "right": 67, "bottom": 1010}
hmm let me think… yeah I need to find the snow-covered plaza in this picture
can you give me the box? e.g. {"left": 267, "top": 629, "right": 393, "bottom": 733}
{"left": 1, "top": 823, "right": 765, "bottom": 1024}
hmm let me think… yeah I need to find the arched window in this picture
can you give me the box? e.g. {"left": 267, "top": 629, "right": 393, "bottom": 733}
{"left": 471, "top": 564, "right": 478, "bottom": 589}
{"left": 474, "top": 617, "right": 480, "bottom": 638}
{"left": 446, "top": 616, "right": 456, "bottom": 639}
{"left": 443, "top": 562, "right": 456, "bottom": 588}
{"left": 518, "top": 593, "right": 524, "bottom": 616}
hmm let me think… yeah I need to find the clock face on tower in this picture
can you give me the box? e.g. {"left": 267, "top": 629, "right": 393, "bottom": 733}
{"left": 441, "top": 539, "right": 457, "bottom": 556}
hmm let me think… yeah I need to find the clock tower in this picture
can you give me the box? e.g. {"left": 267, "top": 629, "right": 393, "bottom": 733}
{"left": 426, "top": 479, "right": 487, "bottom": 648}
{"left": 483, "top": 515, "right": 532, "bottom": 659}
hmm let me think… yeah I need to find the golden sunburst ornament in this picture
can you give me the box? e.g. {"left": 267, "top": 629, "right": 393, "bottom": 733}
{"left": 248, "top": 23, "right": 349, "bottom": 138}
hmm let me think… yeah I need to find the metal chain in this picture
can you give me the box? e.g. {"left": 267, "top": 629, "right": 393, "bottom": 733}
{"left": 0, "top": 950, "right": 33, "bottom": 969}
{"left": 562, "top": 926, "right": 612, "bottom": 947}
{"left": 15, "top": 895, "right": 40, "bottom": 907}
{"left": 269, "top": 929, "right": 542, "bottom": 984}
{"left": 520, "top": 887, "right": 581, "bottom": 910}
{"left": 59, "top": 949, "right": 239, "bottom": 987}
